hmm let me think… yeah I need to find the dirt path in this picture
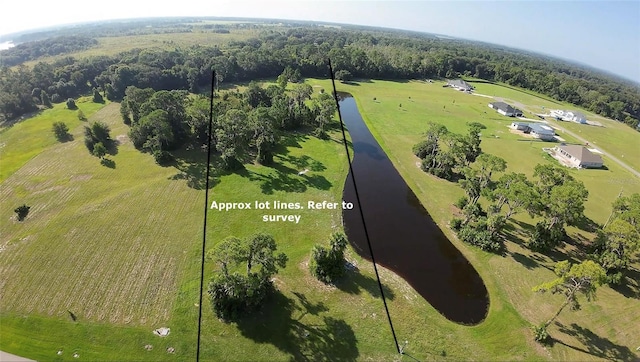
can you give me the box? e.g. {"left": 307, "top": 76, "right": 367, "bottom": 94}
{"left": 547, "top": 120, "right": 640, "bottom": 179}
{"left": 0, "top": 351, "right": 35, "bottom": 362}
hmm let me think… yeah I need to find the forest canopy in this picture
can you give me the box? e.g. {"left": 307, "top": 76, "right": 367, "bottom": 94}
{"left": 1, "top": 20, "right": 638, "bottom": 129}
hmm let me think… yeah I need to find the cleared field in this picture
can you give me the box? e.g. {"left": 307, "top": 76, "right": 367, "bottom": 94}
{"left": 20, "top": 30, "right": 256, "bottom": 67}
{"left": 307, "top": 78, "right": 640, "bottom": 361}
{"left": 0, "top": 98, "right": 106, "bottom": 182}
{"left": 0, "top": 103, "right": 202, "bottom": 323}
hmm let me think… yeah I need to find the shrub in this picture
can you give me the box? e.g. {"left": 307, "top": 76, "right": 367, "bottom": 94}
{"left": 50, "top": 93, "right": 62, "bottom": 103}
{"left": 208, "top": 273, "right": 273, "bottom": 321}
{"left": 14, "top": 204, "right": 30, "bottom": 221}
{"left": 77, "top": 109, "right": 86, "bottom": 121}
{"left": 456, "top": 219, "right": 503, "bottom": 253}
{"left": 454, "top": 196, "right": 468, "bottom": 210}
{"left": 532, "top": 323, "right": 549, "bottom": 343}
{"left": 450, "top": 218, "right": 463, "bottom": 231}
{"left": 413, "top": 139, "right": 435, "bottom": 159}
{"left": 66, "top": 98, "right": 77, "bottom": 110}
{"left": 52, "top": 122, "right": 70, "bottom": 141}
{"left": 309, "top": 232, "right": 348, "bottom": 284}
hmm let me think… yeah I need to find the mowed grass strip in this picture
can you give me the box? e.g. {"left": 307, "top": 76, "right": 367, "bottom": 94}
{"left": 0, "top": 97, "right": 106, "bottom": 182}
{"left": 307, "top": 78, "right": 640, "bottom": 361}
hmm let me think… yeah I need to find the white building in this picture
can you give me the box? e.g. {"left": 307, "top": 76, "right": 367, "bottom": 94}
{"left": 446, "top": 79, "right": 473, "bottom": 92}
{"left": 550, "top": 109, "right": 588, "bottom": 124}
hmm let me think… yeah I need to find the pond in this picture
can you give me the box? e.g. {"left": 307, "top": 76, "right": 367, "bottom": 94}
{"left": 340, "top": 94, "right": 489, "bottom": 325}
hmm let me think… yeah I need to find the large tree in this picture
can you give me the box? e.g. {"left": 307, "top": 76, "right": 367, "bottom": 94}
{"left": 249, "top": 107, "right": 277, "bottom": 165}
{"left": 528, "top": 165, "right": 588, "bottom": 251}
{"left": 490, "top": 172, "right": 539, "bottom": 219}
{"left": 312, "top": 92, "right": 336, "bottom": 136}
{"left": 459, "top": 153, "right": 507, "bottom": 207}
{"left": 215, "top": 109, "right": 250, "bottom": 169}
{"left": 591, "top": 195, "right": 640, "bottom": 284}
{"left": 532, "top": 260, "right": 606, "bottom": 341}
{"left": 207, "top": 233, "right": 288, "bottom": 320}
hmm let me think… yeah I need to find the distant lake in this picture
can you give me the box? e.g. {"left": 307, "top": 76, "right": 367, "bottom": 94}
{"left": 0, "top": 41, "right": 15, "bottom": 51}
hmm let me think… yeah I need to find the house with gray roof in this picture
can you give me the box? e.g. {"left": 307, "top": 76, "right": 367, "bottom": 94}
{"left": 510, "top": 122, "right": 555, "bottom": 141}
{"left": 490, "top": 102, "right": 523, "bottom": 117}
{"left": 527, "top": 123, "right": 556, "bottom": 141}
{"left": 554, "top": 145, "right": 603, "bottom": 168}
{"left": 446, "top": 79, "right": 473, "bottom": 92}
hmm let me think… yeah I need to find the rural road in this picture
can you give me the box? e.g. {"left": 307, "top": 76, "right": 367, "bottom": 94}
{"left": 0, "top": 351, "right": 34, "bottom": 362}
{"left": 546, "top": 120, "right": 640, "bottom": 179}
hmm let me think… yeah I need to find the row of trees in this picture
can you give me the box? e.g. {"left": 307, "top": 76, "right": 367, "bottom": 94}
{"left": 2, "top": 25, "right": 638, "bottom": 128}
{"left": 413, "top": 124, "right": 639, "bottom": 343}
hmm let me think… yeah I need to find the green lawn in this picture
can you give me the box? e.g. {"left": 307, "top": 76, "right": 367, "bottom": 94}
{"left": 1, "top": 80, "right": 638, "bottom": 361}
{"left": 468, "top": 79, "right": 640, "bottom": 173}
{"left": 306, "top": 78, "right": 640, "bottom": 361}
{"left": 0, "top": 97, "right": 107, "bottom": 182}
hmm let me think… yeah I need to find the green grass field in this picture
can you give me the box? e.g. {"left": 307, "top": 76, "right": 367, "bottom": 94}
{"left": 0, "top": 98, "right": 106, "bottom": 182}
{"left": 468, "top": 79, "right": 640, "bottom": 173}
{"left": 20, "top": 30, "right": 257, "bottom": 67}
{"left": 306, "top": 78, "right": 640, "bottom": 361}
{"left": 1, "top": 80, "right": 638, "bottom": 361}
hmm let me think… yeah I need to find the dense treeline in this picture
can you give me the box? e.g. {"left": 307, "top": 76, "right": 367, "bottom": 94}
{"left": 0, "top": 36, "right": 97, "bottom": 66}
{"left": 120, "top": 75, "right": 335, "bottom": 166}
{"left": 1, "top": 24, "right": 638, "bottom": 128}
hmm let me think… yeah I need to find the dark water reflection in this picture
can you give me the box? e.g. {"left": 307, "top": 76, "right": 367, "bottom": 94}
{"left": 340, "top": 94, "right": 489, "bottom": 324}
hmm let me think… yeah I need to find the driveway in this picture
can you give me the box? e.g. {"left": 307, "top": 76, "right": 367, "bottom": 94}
{"left": 0, "top": 351, "right": 34, "bottom": 362}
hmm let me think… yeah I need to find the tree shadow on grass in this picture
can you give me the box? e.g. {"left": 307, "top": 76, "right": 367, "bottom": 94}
{"left": 333, "top": 267, "right": 395, "bottom": 301}
{"left": 572, "top": 215, "right": 601, "bottom": 233}
{"left": 250, "top": 155, "right": 333, "bottom": 195}
{"left": 610, "top": 267, "right": 640, "bottom": 299}
{"left": 283, "top": 155, "right": 327, "bottom": 172}
{"left": 553, "top": 322, "right": 636, "bottom": 361}
{"left": 57, "top": 133, "right": 74, "bottom": 142}
{"left": 100, "top": 158, "right": 116, "bottom": 169}
{"left": 509, "top": 252, "right": 539, "bottom": 270}
{"left": 234, "top": 291, "right": 359, "bottom": 362}
{"left": 167, "top": 148, "right": 221, "bottom": 190}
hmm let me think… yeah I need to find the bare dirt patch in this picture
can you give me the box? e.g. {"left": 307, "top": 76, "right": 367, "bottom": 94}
{"left": 116, "top": 134, "right": 129, "bottom": 145}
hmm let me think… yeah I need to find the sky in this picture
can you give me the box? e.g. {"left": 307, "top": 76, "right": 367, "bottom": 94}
{"left": 2, "top": 0, "right": 640, "bottom": 82}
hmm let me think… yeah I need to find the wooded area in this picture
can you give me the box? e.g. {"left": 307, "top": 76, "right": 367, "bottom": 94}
{"left": 1, "top": 21, "right": 639, "bottom": 129}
